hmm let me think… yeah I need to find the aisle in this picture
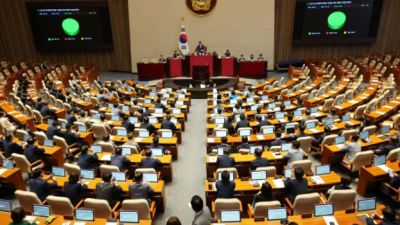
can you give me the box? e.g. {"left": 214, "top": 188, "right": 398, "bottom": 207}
{"left": 160, "top": 99, "right": 208, "bottom": 224}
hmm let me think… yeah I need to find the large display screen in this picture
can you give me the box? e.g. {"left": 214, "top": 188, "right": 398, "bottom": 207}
{"left": 26, "top": 1, "right": 113, "bottom": 51}
{"left": 293, "top": 0, "right": 383, "bottom": 45}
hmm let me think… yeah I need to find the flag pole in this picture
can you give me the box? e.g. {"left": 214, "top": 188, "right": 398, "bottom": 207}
{"left": 182, "top": 17, "right": 184, "bottom": 25}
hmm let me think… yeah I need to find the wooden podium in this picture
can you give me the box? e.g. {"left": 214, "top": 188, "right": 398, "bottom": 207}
{"left": 192, "top": 65, "right": 210, "bottom": 81}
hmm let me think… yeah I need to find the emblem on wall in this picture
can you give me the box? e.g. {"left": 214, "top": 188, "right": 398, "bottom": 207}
{"left": 186, "top": 0, "right": 217, "bottom": 16}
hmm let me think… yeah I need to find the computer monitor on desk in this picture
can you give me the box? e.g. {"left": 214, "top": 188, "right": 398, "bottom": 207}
{"left": 217, "top": 172, "right": 234, "bottom": 181}
{"left": 315, "top": 165, "right": 330, "bottom": 175}
{"left": 251, "top": 171, "right": 266, "bottom": 181}
{"left": 373, "top": 155, "right": 386, "bottom": 166}
{"left": 75, "top": 209, "right": 94, "bottom": 221}
{"left": 314, "top": 203, "right": 334, "bottom": 217}
{"left": 267, "top": 208, "right": 287, "bottom": 221}
{"left": 357, "top": 198, "right": 376, "bottom": 212}
{"left": 119, "top": 210, "right": 139, "bottom": 223}
{"left": 250, "top": 145, "right": 262, "bottom": 154}
{"left": 0, "top": 200, "right": 11, "bottom": 212}
{"left": 220, "top": 210, "right": 241, "bottom": 223}
{"left": 214, "top": 130, "right": 227, "bottom": 138}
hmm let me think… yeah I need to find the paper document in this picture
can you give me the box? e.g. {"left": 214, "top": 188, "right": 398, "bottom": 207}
{"left": 273, "top": 179, "right": 285, "bottom": 188}
{"left": 99, "top": 107, "right": 107, "bottom": 111}
{"left": 256, "top": 135, "right": 264, "bottom": 140}
{"left": 14, "top": 114, "right": 23, "bottom": 118}
{"left": 349, "top": 100, "right": 359, "bottom": 104}
{"left": 153, "top": 114, "right": 163, "bottom": 117}
{"left": 209, "top": 156, "right": 217, "bottom": 162}
{"left": 73, "top": 222, "right": 86, "bottom": 225}
{"left": 311, "top": 176, "right": 325, "bottom": 184}
{"left": 278, "top": 119, "right": 286, "bottom": 123}
{"left": 311, "top": 113, "right": 321, "bottom": 117}
{"left": 335, "top": 106, "right": 343, "bottom": 109}
{"left": 25, "top": 216, "right": 37, "bottom": 222}
{"left": 323, "top": 216, "right": 338, "bottom": 225}
{"left": 62, "top": 222, "right": 71, "bottom": 225}
{"left": 100, "top": 155, "right": 111, "bottom": 161}
{"left": 134, "top": 138, "right": 142, "bottom": 142}
{"left": 208, "top": 138, "right": 215, "bottom": 142}
{"left": 314, "top": 97, "right": 321, "bottom": 101}
{"left": 378, "top": 165, "right": 391, "bottom": 173}
{"left": 375, "top": 111, "right": 385, "bottom": 115}
{"left": 310, "top": 128, "right": 320, "bottom": 133}
{"left": 383, "top": 105, "right": 394, "bottom": 109}
{"left": 329, "top": 91, "right": 337, "bottom": 94}
{"left": 368, "top": 87, "right": 375, "bottom": 90}
{"left": 105, "top": 223, "right": 117, "bottom": 225}
{"left": 393, "top": 101, "right": 400, "bottom": 104}
{"left": 7, "top": 111, "right": 16, "bottom": 114}
{"left": 0, "top": 169, "right": 8, "bottom": 175}
{"left": 359, "top": 97, "right": 367, "bottom": 99}
{"left": 106, "top": 121, "right": 113, "bottom": 124}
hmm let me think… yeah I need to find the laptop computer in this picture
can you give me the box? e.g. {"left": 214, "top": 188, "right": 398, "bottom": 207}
{"left": 314, "top": 203, "right": 334, "bottom": 217}
{"left": 379, "top": 126, "right": 390, "bottom": 140}
{"left": 315, "top": 165, "right": 330, "bottom": 175}
{"left": 335, "top": 136, "right": 346, "bottom": 148}
{"left": 250, "top": 145, "right": 262, "bottom": 154}
{"left": 294, "top": 110, "right": 302, "bottom": 117}
{"left": 154, "top": 108, "right": 163, "bottom": 114}
{"left": 373, "top": 155, "right": 386, "bottom": 166}
{"left": 92, "top": 113, "right": 101, "bottom": 120}
{"left": 75, "top": 209, "right": 95, "bottom": 221}
{"left": 176, "top": 101, "right": 184, "bottom": 106}
{"left": 149, "top": 118, "right": 158, "bottom": 124}
{"left": 61, "top": 122, "right": 67, "bottom": 130}
{"left": 247, "top": 98, "right": 254, "bottom": 103}
{"left": 342, "top": 114, "right": 350, "bottom": 122}
{"left": 310, "top": 107, "right": 318, "bottom": 114}
{"left": 357, "top": 198, "right": 376, "bottom": 212}
{"left": 172, "top": 108, "right": 181, "bottom": 114}
{"left": 275, "top": 113, "right": 285, "bottom": 120}
{"left": 111, "top": 172, "right": 126, "bottom": 182}
{"left": 230, "top": 99, "right": 237, "bottom": 104}
{"left": 150, "top": 148, "right": 163, "bottom": 157}
{"left": 78, "top": 125, "right": 87, "bottom": 133}
{"left": 251, "top": 171, "right": 266, "bottom": 180}
{"left": 149, "top": 92, "right": 156, "bottom": 97}
{"left": 117, "top": 130, "right": 127, "bottom": 137}
{"left": 281, "top": 143, "right": 292, "bottom": 152}
{"left": 309, "top": 93, "right": 315, "bottom": 99}
{"left": 262, "top": 127, "right": 274, "bottom": 135}
{"left": 268, "top": 103, "right": 276, "bottom": 109}
{"left": 129, "top": 117, "right": 139, "bottom": 123}
{"left": 33, "top": 204, "right": 51, "bottom": 217}
{"left": 108, "top": 103, "right": 114, "bottom": 109}
{"left": 139, "top": 131, "right": 149, "bottom": 138}
{"left": 119, "top": 210, "right": 139, "bottom": 224}
{"left": 267, "top": 208, "right": 288, "bottom": 221}
{"left": 2, "top": 159, "right": 13, "bottom": 170}
{"left": 144, "top": 99, "right": 151, "bottom": 104}
{"left": 44, "top": 139, "right": 53, "bottom": 148}
{"left": 23, "top": 134, "right": 30, "bottom": 142}
{"left": 52, "top": 166, "right": 65, "bottom": 177}
{"left": 122, "top": 105, "right": 130, "bottom": 111}
{"left": 47, "top": 118, "right": 54, "bottom": 125}
{"left": 111, "top": 115, "right": 120, "bottom": 122}
{"left": 122, "top": 147, "right": 131, "bottom": 155}
{"left": 360, "top": 131, "right": 369, "bottom": 140}
{"left": 161, "top": 131, "right": 173, "bottom": 138}
{"left": 217, "top": 148, "right": 225, "bottom": 156}
{"left": 262, "top": 95, "right": 269, "bottom": 101}
{"left": 215, "top": 130, "right": 227, "bottom": 138}
{"left": 284, "top": 101, "right": 291, "bottom": 107}
{"left": 325, "top": 118, "right": 334, "bottom": 127}
{"left": 143, "top": 173, "right": 158, "bottom": 183}
{"left": 220, "top": 210, "right": 241, "bottom": 223}
{"left": 215, "top": 118, "right": 225, "bottom": 124}
{"left": 306, "top": 122, "right": 316, "bottom": 129}
{"left": 0, "top": 199, "right": 11, "bottom": 212}
{"left": 251, "top": 105, "right": 258, "bottom": 111}
{"left": 217, "top": 172, "right": 234, "bottom": 181}
{"left": 80, "top": 169, "right": 95, "bottom": 180}
{"left": 239, "top": 129, "right": 251, "bottom": 137}
{"left": 91, "top": 145, "right": 102, "bottom": 153}
{"left": 285, "top": 125, "right": 295, "bottom": 134}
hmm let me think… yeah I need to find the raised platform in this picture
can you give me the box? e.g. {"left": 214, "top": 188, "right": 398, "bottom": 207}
{"left": 148, "top": 77, "right": 258, "bottom": 87}
{"left": 164, "top": 77, "right": 237, "bottom": 99}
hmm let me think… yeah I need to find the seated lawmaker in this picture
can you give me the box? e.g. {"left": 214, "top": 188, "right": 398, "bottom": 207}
{"left": 4, "top": 134, "right": 23, "bottom": 158}
{"left": 64, "top": 172, "right": 88, "bottom": 206}
{"left": 77, "top": 145, "right": 98, "bottom": 170}
{"left": 195, "top": 41, "right": 205, "bottom": 55}
{"left": 141, "top": 117, "right": 155, "bottom": 134}
{"left": 159, "top": 55, "right": 166, "bottom": 62}
{"left": 215, "top": 170, "right": 235, "bottom": 199}
{"left": 223, "top": 116, "right": 235, "bottom": 136}
{"left": 290, "top": 125, "right": 311, "bottom": 141}
{"left": 270, "top": 131, "right": 286, "bottom": 146}
{"left": 96, "top": 172, "right": 122, "bottom": 208}
{"left": 217, "top": 148, "right": 235, "bottom": 168}
{"left": 129, "top": 172, "right": 154, "bottom": 206}
{"left": 324, "top": 174, "right": 352, "bottom": 199}
{"left": 312, "top": 126, "right": 331, "bottom": 148}
{"left": 46, "top": 121, "right": 64, "bottom": 140}
{"left": 24, "top": 138, "right": 45, "bottom": 163}
{"left": 224, "top": 50, "right": 231, "bottom": 57}
{"left": 249, "top": 148, "right": 269, "bottom": 171}
{"left": 111, "top": 147, "right": 130, "bottom": 172}
{"left": 374, "top": 136, "right": 399, "bottom": 156}
{"left": 341, "top": 134, "right": 361, "bottom": 165}
{"left": 237, "top": 136, "right": 252, "bottom": 152}
{"left": 284, "top": 167, "right": 308, "bottom": 203}
{"left": 235, "top": 114, "right": 250, "bottom": 131}
{"left": 141, "top": 149, "right": 161, "bottom": 169}
{"left": 29, "top": 168, "right": 57, "bottom": 201}
{"left": 256, "top": 114, "right": 272, "bottom": 133}
{"left": 367, "top": 206, "right": 400, "bottom": 225}
{"left": 238, "top": 54, "right": 245, "bottom": 62}
{"left": 382, "top": 171, "right": 400, "bottom": 198}
{"left": 150, "top": 136, "right": 169, "bottom": 155}
{"left": 209, "top": 137, "right": 232, "bottom": 153}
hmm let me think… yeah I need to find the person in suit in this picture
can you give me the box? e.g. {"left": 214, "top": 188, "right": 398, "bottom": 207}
{"left": 35, "top": 97, "right": 44, "bottom": 111}
{"left": 270, "top": 131, "right": 286, "bottom": 147}
{"left": 96, "top": 172, "right": 123, "bottom": 208}
{"left": 374, "top": 136, "right": 399, "bottom": 156}
{"left": 46, "top": 121, "right": 64, "bottom": 140}
{"left": 10, "top": 207, "right": 39, "bottom": 225}
{"left": 359, "top": 117, "right": 372, "bottom": 133}
{"left": 95, "top": 76, "right": 103, "bottom": 87}
{"left": 312, "top": 126, "right": 331, "bottom": 148}
{"left": 253, "top": 182, "right": 274, "bottom": 207}
{"left": 66, "top": 109, "right": 77, "bottom": 125}
{"left": 258, "top": 54, "right": 264, "bottom": 60}
{"left": 217, "top": 148, "right": 235, "bottom": 168}
{"left": 141, "top": 117, "right": 155, "bottom": 134}
{"left": 256, "top": 115, "right": 272, "bottom": 133}
{"left": 65, "top": 124, "right": 83, "bottom": 147}
{"left": 324, "top": 174, "right": 352, "bottom": 198}
{"left": 64, "top": 172, "right": 88, "bottom": 206}
{"left": 77, "top": 111, "right": 92, "bottom": 129}
{"left": 195, "top": 41, "right": 205, "bottom": 55}
{"left": 296, "top": 98, "right": 304, "bottom": 109}
{"left": 291, "top": 125, "right": 311, "bottom": 141}
{"left": 210, "top": 108, "right": 227, "bottom": 123}
{"left": 367, "top": 206, "right": 400, "bottom": 225}
{"left": 154, "top": 98, "right": 166, "bottom": 110}
{"left": 121, "top": 115, "right": 134, "bottom": 134}
{"left": 250, "top": 54, "right": 255, "bottom": 60}
{"left": 124, "top": 134, "right": 141, "bottom": 152}
{"left": 238, "top": 54, "right": 246, "bottom": 62}
{"left": 215, "top": 170, "right": 235, "bottom": 198}
{"left": 301, "top": 110, "right": 314, "bottom": 126}
{"left": 235, "top": 114, "right": 250, "bottom": 131}
{"left": 246, "top": 88, "right": 256, "bottom": 98}
{"left": 249, "top": 148, "right": 269, "bottom": 171}
{"left": 158, "top": 55, "right": 166, "bottom": 63}
{"left": 24, "top": 138, "right": 45, "bottom": 163}
{"left": 173, "top": 51, "right": 180, "bottom": 58}
{"left": 29, "top": 168, "right": 57, "bottom": 202}
{"left": 284, "top": 167, "right": 308, "bottom": 203}
{"left": 96, "top": 89, "right": 109, "bottom": 103}
{"left": 111, "top": 147, "right": 130, "bottom": 172}
{"left": 229, "top": 91, "right": 238, "bottom": 100}
{"left": 321, "top": 108, "right": 340, "bottom": 124}
{"left": 340, "top": 134, "right": 361, "bottom": 164}
{"left": 128, "top": 172, "right": 154, "bottom": 205}
{"left": 190, "top": 195, "right": 211, "bottom": 225}
{"left": 232, "top": 104, "right": 245, "bottom": 116}
{"left": 237, "top": 136, "right": 252, "bottom": 152}
{"left": 161, "top": 115, "right": 176, "bottom": 133}
{"left": 224, "top": 50, "right": 231, "bottom": 57}
{"left": 223, "top": 116, "right": 235, "bottom": 136}
{"left": 93, "top": 114, "right": 112, "bottom": 132}
{"left": 49, "top": 88, "right": 58, "bottom": 97}
{"left": 77, "top": 145, "right": 98, "bottom": 170}
{"left": 3, "top": 134, "right": 23, "bottom": 158}
{"left": 42, "top": 61, "right": 49, "bottom": 70}
{"left": 56, "top": 88, "right": 66, "bottom": 102}
{"left": 40, "top": 101, "right": 56, "bottom": 117}
{"left": 150, "top": 136, "right": 169, "bottom": 155}
{"left": 209, "top": 137, "right": 232, "bottom": 153}
{"left": 102, "top": 134, "right": 116, "bottom": 150}
{"left": 141, "top": 149, "right": 161, "bottom": 169}
{"left": 111, "top": 103, "right": 125, "bottom": 118}
{"left": 382, "top": 171, "right": 400, "bottom": 197}
{"left": 338, "top": 123, "right": 351, "bottom": 136}
{"left": 283, "top": 141, "right": 305, "bottom": 168}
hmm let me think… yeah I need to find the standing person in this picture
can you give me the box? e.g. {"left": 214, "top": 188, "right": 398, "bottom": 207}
{"left": 64, "top": 172, "right": 88, "bottom": 206}
{"left": 215, "top": 170, "right": 235, "bottom": 198}
{"left": 195, "top": 41, "right": 205, "bottom": 55}
{"left": 283, "top": 141, "right": 304, "bottom": 168}
{"left": 128, "top": 172, "right": 154, "bottom": 205}
{"left": 190, "top": 195, "right": 211, "bottom": 225}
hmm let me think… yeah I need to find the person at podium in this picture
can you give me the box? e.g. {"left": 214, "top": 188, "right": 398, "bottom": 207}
{"left": 238, "top": 54, "right": 246, "bottom": 62}
{"left": 224, "top": 50, "right": 231, "bottom": 57}
{"left": 173, "top": 51, "right": 180, "bottom": 58}
{"left": 258, "top": 54, "right": 264, "bottom": 60}
{"left": 195, "top": 41, "right": 205, "bottom": 55}
{"left": 159, "top": 55, "right": 166, "bottom": 63}
{"left": 249, "top": 54, "right": 254, "bottom": 60}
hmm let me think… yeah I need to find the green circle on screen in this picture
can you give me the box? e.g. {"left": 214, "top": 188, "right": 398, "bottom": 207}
{"left": 62, "top": 18, "right": 80, "bottom": 36}
{"left": 327, "top": 11, "right": 346, "bottom": 30}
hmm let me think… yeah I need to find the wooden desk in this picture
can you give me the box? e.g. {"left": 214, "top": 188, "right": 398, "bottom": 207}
{"left": 321, "top": 132, "right": 395, "bottom": 165}
{"left": 248, "top": 78, "right": 276, "bottom": 91}
{"left": 357, "top": 161, "right": 400, "bottom": 197}
{"left": 365, "top": 96, "right": 400, "bottom": 124}
{"left": 304, "top": 77, "right": 350, "bottom": 109}
{"left": 282, "top": 76, "right": 323, "bottom": 101}
{"left": 118, "top": 137, "right": 179, "bottom": 160}
{"left": 334, "top": 83, "right": 378, "bottom": 116}
{"left": 0, "top": 167, "right": 26, "bottom": 191}
{"left": 50, "top": 177, "right": 167, "bottom": 212}
{"left": 205, "top": 172, "right": 340, "bottom": 208}
{"left": 35, "top": 123, "right": 94, "bottom": 145}
{"left": 0, "top": 103, "right": 36, "bottom": 131}
{"left": 94, "top": 153, "right": 173, "bottom": 181}
{"left": 127, "top": 80, "right": 152, "bottom": 94}
{"left": 258, "top": 79, "right": 298, "bottom": 97}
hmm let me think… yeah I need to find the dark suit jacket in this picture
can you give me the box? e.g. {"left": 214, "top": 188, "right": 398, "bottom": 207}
{"left": 141, "top": 122, "right": 155, "bottom": 134}
{"left": 141, "top": 157, "right": 161, "bottom": 169}
{"left": 139, "top": 112, "right": 152, "bottom": 122}
{"left": 40, "top": 106, "right": 55, "bottom": 117}
{"left": 284, "top": 178, "right": 308, "bottom": 203}
{"left": 122, "top": 121, "right": 135, "bottom": 133}
{"left": 249, "top": 157, "right": 269, "bottom": 171}
{"left": 235, "top": 120, "right": 250, "bottom": 131}
{"left": 173, "top": 54, "right": 180, "bottom": 58}
{"left": 154, "top": 103, "right": 165, "bottom": 109}
{"left": 374, "top": 143, "right": 399, "bottom": 156}
{"left": 225, "top": 53, "right": 231, "bottom": 57}
{"left": 367, "top": 218, "right": 400, "bottom": 225}
{"left": 96, "top": 182, "right": 123, "bottom": 207}
{"left": 35, "top": 101, "right": 43, "bottom": 111}
{"left": 383, "top": 175, "right": 400, "bottom": 197}
{"left": 64, "top": 130, "right": 79, "bottom": 146}
{"left": 159, "top": 58, "right": 166, "bottom": 62}
{"left": 223, "top": 122, "right": 235, "bottom": 135}
{"left": 66, "top": 115, "right": 77, "bottom": 125}
{"left": 77, "top": 153, "right": 98, "bottom": 169}
{"left": 4, "top": 141, "right": 23, "bottom": 158}
{"left": 56, "top": 92, "right": 66, "bottom": 102}
{"left": 111, "top": 155, "right": 130, "bottom": 172}
{"left": 209, "top": 144, "right": 232, "bottom": 153}
{"left": 46, "top": 126, "right": 64, "bottom": 140}
{"left": 257, "top": 120, "right": 272, "bottom": 133}
{"left": 23, "top": 144, "right": 45, "bottom": 163}
{"left": 291, "top": 132, "right": 311, "bottom": 141}
{"left": 296, "top": 103, "right": 304, "bottom": 109}
{"left": 324, "top": 184, "right": 351, "bottom": 198}
{"left": 270, "top": 138, "right": 287, "bottom": 146}
{"left": 315, "top": 133, "right": 331, "bottom": 145}
{"left": 29, "top": 178, "right": 58, "bottom": 201}
{"left": 64, "top": 182, "right": 88, "bottom": 206}
{"left": 216, "top": 181, "right": 235, "bottom": 198}
{"left": 217, "top": 155, "right": 235, "bottom": 168}
{"left": 49, "top": 90, "right": 57, "bottom": 97}
{"left": 161, "top": 120, "right": 176, "bottom": 132}
{"left": 237, "top": 143, "right": 252, "bottom": 152}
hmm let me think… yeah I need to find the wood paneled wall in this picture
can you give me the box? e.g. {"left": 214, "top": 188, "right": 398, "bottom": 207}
{"left": 275, "top": 0, "right": 400, "bottom": 62}
{"left": 0, "top": 0, "right": 131, "bottom": 72}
